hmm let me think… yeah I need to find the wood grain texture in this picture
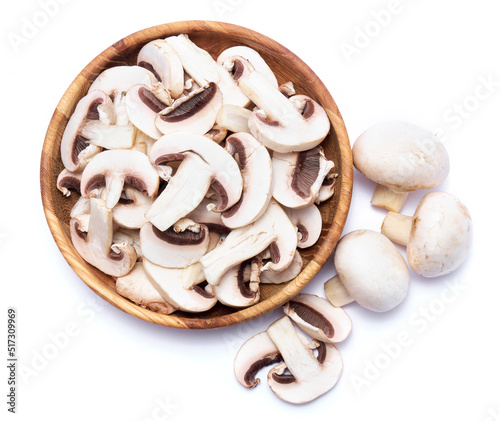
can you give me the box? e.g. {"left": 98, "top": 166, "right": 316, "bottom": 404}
{"left": 40, "top": 21, "right": 353, "bottom": 329}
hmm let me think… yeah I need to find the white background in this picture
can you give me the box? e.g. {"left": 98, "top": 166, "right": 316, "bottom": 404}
{"left": 1, "top": 0, "right": 499, "bottom": 420}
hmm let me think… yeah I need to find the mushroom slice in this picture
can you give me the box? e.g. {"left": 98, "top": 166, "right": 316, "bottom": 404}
{"left": 57, "top": 169, "right": 82, "bottom": 197}
{"left": 317, "top": 172, "right": 338, "bottom": 203}
{"left": 266, "top": 316, "right": 343, "bottom": 404}
{"left": 113, "top": 228, "right": 143, "bottom": 260}
{"left": 186, "top": 199, "right": 231, "bottom": 237}
{"left": 80, "top": 149, "right": 159, "bottom": 210}
{"left": 353, "top": 121, "right": 450, "bottom": 212}
{"left": 132, "top": 130, "right": 156, "bottom": 155}
{"left": 381, "top": 192, "right": 473, "bottom": 277}
{"left": 221, "top": 133, "right": 272, "bottom": 228}
{"left": 260, "top": 250, "right": 303, "bottom": 284}
{"left": 88, "top": 65, "right": 158, "bottom": 95}
{"left": 204, "top": 123, "right": 228, "bottom": 144}
{"left": 149, "top": 132, "right": 243, "bottom": 213}
{"left": 140, "top": 221, "right": 210, "bottom": 268}
{"left": 324, "top": 230, "right": 410, "bottom": 312}
{"left": 225, "top": 56, "right": 330, "bottom": 152}
{"left": 166, "top": 34, "right": 249, "bottom": 107}
{"left": 60, "top": 90, "right": 112, "bottom": 171}
{"left": 137, "top": 39, "right": 184, "bottom": 99}
{"left": 70, "top": 198, "right": 137, "bottom": 277}
{"left": 155, "top": 82, "right": 223, "bottom": 136}
{"left": 125, "top": 84, "right": 172, "bottom": 139}
{"left": 215, "top": 104, "right": 253, "bottom": 134}
{"left": 272, "top": 147, "right": 334, "bottom": 208}
{"left": 200, "top": 200, "right": 297, "bottom": 286}
{"left": 283, "top": 294, "right": 352, "bottom": 344}
{"left": 217, "top": 45, "right": 278, "bottom": 88}
{"left": 79, "top": 120, "right": 136, "bottom": 150}
{"left": 279, "top": 81, "right": 296, "bottom": 98}
{"left": 284, "top": 205, "right": 322, "bottom": 248}
{"left": 111, "top": 188, "right": 152, "bottom": 229}
{"left": 143, "top": 258, "right": 217, "bottom": 313}
{"left": 115, "top": 263, "right": 177, "bottom": 315}
{"left": 214, "top": 256, "right": 262, "bottom": 308}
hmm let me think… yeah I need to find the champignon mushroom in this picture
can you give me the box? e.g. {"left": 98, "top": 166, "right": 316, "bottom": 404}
{"left": 324, "top": 230, "right": 410, "bottom": 312}
{"left": 115, "top": 262, "right": 177, "bottom": 315}
{"left": 142, "top": 258, "right": 217, "bottom": 313}
{"left": 266, "top": 316, "right": 343, "bottom": 404}
{"left": 381, "top": 191, "right": 473, "bottom": 277}
{"left": 60, "top": 90, "right": 114, "bottom": 171}
{"left": 88, "top": 65, "right": 159, "bottom": 96}
{"left": 137, "top": 39, "right": 184, "bottom": 99}
{"left": 204, "top": 123, "right": 228, "bottom": 144}
{"left": 216, "top": 45, "right": 278, "bottom": 88}
{"left": 215, "top": 104, "right": 253, "bottom": 134}
{"left": 113, "top": 228, "right": 143, "bottom": 260}
{"left": 186, "top": 198, "right": 231, "bottom": 237}
{"left": 284, "top": 204, "right": 322, "bottom": 248}
{"left": 108, "top": 187, "right": 152, "bottom": 229}
{"left": 352, "top": 121, "right": 450, "bottom": 212}
{"left": 70, "top": 198, "right": 137, "bottom": 277}
{"left": 140, "top": 220, "right": 210, "bottom": 268}
{"left": 221, "top": 132, "right": 273, "bottom": 228}
{"left": 224, "top": 56, "right": 330, "bottom": 152}
{"left": 260, "top": 250, "right": 303, "bottom": 284}
{"left": 166, "top": 34, "right": 249, "bottom": 107}
{"left": 125, "top": 83, "right": 172, "bottom": 139}
{"left": 283, "top": 294, "right": 352, "bottom": 344}
{"left": 57, "top": 169, "right": 82, "bottom": 197}
{"left": 200, "top": 199, "right": 297, "bottom": 286}
{"left": 80, "top": 149, "right": 159, "bottom": 209}
{"left": 272, "top": 147, "right": 334, "bottom": 208}
{"left": 155, "top": 82, "right": 223, "bottom": 136}
{"left": 317, "top": 172, "right": 338, "bottom": 203}
{"left": 214, "top": 256, "right": 262, "bottom": 308}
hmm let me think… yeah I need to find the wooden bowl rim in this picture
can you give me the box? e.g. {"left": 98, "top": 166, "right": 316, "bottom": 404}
{"left": 40, "top": 20, "right": 353, "bottom": 329}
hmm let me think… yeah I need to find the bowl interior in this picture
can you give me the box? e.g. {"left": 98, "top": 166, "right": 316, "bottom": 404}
{"left": 40, "top": 21, "right": 352, "bottom": 329}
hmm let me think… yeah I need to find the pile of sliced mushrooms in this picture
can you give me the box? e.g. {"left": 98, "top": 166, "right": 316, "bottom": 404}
{"left": 57, "top": 36, "right": 336, "bottom": 315}
{"left": 56, "top": 34, "right": 473, "bottom": 405}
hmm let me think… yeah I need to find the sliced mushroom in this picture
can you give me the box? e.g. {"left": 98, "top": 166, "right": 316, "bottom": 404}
{"left": 214, "top": 256, "right": 262, "bottom": 308}
{"left": 115, "top": 263, "right": 177, "bottom": 315}
{"left": 57, "top": 169, "right": 82, "bottom": 197}
{"left": 110, "top": 188, "right": 152, "bottom": 229}
{"left": 148, "top": 131, "right": 243, "bottom": 213}
{"left": 200, "top": 200, "right": 297, "bottom": 286}
{"left": 142, "top": 258, "right": 217, "bottom": 313}
{"left": 113, "top": 228, "right": 143, "bottom": 260}
{"left": 140, "top": 220, "right": 210, "bottom": 268}
{"left": 272, "top": 147, "right": 334, "bottom": 208}
{"left": 279, "top": 81, "right": 296, "bottom": 97}
{"left": 225, "top": 56, "right": 330, "bottom": 152}
{"left": 125, "top": 84, "right": 172, "bottom": 139}
{"left": 283, "top": 294, "right": 352, "bottom": 344}
{"left": 137, "top": 39, "right": 184, "bottom": 99}
{"left": 70, "top": 198, "right": 137, "bottom": 277}
{"left": 88, "top": 65, "right": 158, "bottom": 95}
{"left": 186, "top": 199, "right": 231, "bottom": 237}
{"left": 215, "top": 104, "right": 253, "bottom": 134}
{"left": 217, "top": 45, "right": 278, "bottom": 88}
{"left": 166, "top": 34, "right": 249, "bottom": 107}
{"left": 266, "top": 316, "right": 343, "bottom": 404}
{"left": 60, "top": 90, "right": 113, "bottom": 171}
{"left": 317, "top": 172, "right": 338, "bottom": 203}
{"left": 132, "top": 130, "right": 156, "bottom": 155}
{"left": 381, "top": 192, "right": 473, "bottom": 277}
{"left": 284, "top": 205, "right": 322, "bottom": 248}
{"left": 260, "top": 250, "right": 303, "bottom": 284}
{"left": 79, "top": 119, "right": 136, "bottom": 150}
{"left": 353, "top": 121, "right": 450, "bottom": 212}
{"left": 204, "top": 123, "right": 228, "bottom": 144}
{"left": 80, "top": 149, "right": 159, "bottom": 209}
{"left": 221, "top": 133, "right": 272, "bottom": 228}
{"left": 155, "top": 82, "right": 223, "bottom": 136}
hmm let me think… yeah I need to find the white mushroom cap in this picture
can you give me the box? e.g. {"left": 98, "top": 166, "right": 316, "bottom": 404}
{"left": 283, "top": 293, "right": 352, "bottom": 344}
{"left": 325, "top": 230, "right": 410, "bottom": 312}
{"left": 284, "top": 204, "right": 323, "bottom": 248}
{"left": 382, "top": 192, "right": 473, "bottom": 277}
{"left": 88, "top": 65, "right": 158, "bottom": 95}
{"left": 137, "top": 39, "right": 184, "bottom": 98}
{"left": 353, "top": 121, "right": 450, "bottom": 211}
{"left": 115, "top": 263, "right": 177, "bottom": 315}
{"left": 57, "top": 169, "right": 82, "bottom": 197}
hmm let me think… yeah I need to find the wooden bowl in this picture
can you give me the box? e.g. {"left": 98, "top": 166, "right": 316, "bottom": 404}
{"left": 40, "top": 21, "right": 353, "bottom": 329}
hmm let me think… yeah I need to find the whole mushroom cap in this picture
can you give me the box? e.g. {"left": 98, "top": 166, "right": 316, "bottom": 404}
{"left": 334, "top": 230, "right": 410, "bottom": 312}
{"left": 353, "top": 121, "right": 449, "bottom": 192}
{"left": 408, "top": 192, "right": 473, "bottom": 277}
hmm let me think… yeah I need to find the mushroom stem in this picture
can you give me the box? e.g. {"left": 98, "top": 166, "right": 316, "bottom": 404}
{"left": 81, "top": 121, "right": 136, "bottom": 149}
{"left": 324, "top": 275, "right": 354, "bottom": 307}
{"left": 381, "top": 211, "right": 413, "bottom": 246}
{"left": 370, "top": 184, "right": 408, "bottom": 212}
